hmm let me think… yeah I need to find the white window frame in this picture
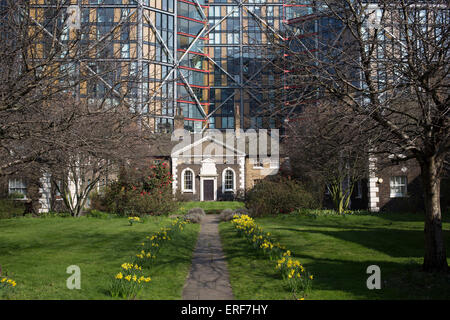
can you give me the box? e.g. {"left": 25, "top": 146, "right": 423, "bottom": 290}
{"left": 8, "top": 178, "right": 27, "bottom": 198}
{"left": 222, "top": 168, "right": 236, "bottom": 193}
{"left": 390, "top": 176, "right": 407, "bottom": 198}
{"left": 181, "top": 168, "right": 195, "bottom": 193}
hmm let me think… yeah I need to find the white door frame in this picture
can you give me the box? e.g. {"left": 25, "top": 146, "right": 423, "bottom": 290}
{"left": 200, "top": 176, "right": 217, "bottom": 201}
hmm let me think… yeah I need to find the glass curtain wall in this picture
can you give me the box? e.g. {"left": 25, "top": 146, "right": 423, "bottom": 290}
{"left": 206, "top": 0, "right": 285, "bottom": 130}
{"left": 28, "top": 0, "right": 324, "bottom": 132}
{"left": 176, "top": 0, "right": 210, "bottom": 133}
{"left": 29, "top": 0, "right": 177, "bottom": 133}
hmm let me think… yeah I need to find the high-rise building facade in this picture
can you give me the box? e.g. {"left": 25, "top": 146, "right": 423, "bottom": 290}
{"left": 202, "top": 0, "right": 320, "bottom": 131}
{"left": 176, "top": 0, "right": 210, "bottom": 133}
{"left": 24, "top": 1, "right": 320, "bottom": 133}
{"left": 282, "top": 1, "right": 343, "bottom": 118}
{"left": 26, "top": 0, "right": 179, "bottom": 132}
{"left": 205, "top": 0, "right": 284, "bottom": 131}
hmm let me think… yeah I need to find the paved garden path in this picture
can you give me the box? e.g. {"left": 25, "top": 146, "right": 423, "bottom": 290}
{"left": 182, "top": 214, "right": 234, "bottom": 300}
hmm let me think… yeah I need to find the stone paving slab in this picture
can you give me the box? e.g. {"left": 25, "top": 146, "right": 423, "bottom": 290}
{"left": 182, "top": 214, "right": 234, "bottom": 300}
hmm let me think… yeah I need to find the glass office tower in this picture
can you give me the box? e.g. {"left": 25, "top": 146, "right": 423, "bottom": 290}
{"left": 176, "top": 0, "right": 210, "bottom": 132}
{"left": 206, "top": 0, "right": 285, "bottom": 130}
{"left": 25, "top": 0, "right": 319, "bottom": 132}
{"left": 28, "top": 0, "right": 179, "bottom": 132}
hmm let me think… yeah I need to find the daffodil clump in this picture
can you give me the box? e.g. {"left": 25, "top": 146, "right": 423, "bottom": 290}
{"left": 109, "top": 263, "right": 151, "bottom": 299}
{"left": 231, "top": 214, "right": 313, "bottom": 299}
{"left": 231, "top": 215, "right": 285, "bottom": 260}
{"left": 128, "top": 216, "right": 141, "bottom": 226}
{"left": 135, "top": 218, "right": 189, "bottom": 267}
{"left": 110, "top": 218, "right": 190, "bottom": 299}
{"left": 0, "top": 276, "right": 17, "bottom": 297}
{"left": 276, "top": 251, "right": 313, "bottom": 297}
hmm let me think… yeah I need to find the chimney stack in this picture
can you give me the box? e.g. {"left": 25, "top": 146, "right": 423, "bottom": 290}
{"left": 235, "top": 103, "right": 241, "bottom": 136}
{"left": 174, "top": 107, "right": 184, "bottom": 131}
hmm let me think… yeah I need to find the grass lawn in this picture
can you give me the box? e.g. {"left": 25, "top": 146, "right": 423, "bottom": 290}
{"left": 0, "top": 215, "right": 199, "bottom": 299}
{"left": 219, "top": 211, "right": 450, "bottom": 300}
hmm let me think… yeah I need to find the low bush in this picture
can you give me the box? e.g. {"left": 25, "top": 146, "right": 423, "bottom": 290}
{"left": 0, "top": 198, "right": 25, "bottom": 219}
{"left": 219, "top": 208, "right": 235, "bottom": 222}
{"left": 91, "top": 163, "right": 178, "bottom": 216}
{"left": 233, "top": 208, "right": 249, "bottom": 216}
{"left": 86, "top": 209, "right": 111, "bottom": 219}
{"left": 184, "top": 207, "right": 205, "bottom": 223}
{"left": 245, "top": 177, "right": 319, "bottom": 217}
{"left": 187, "top": 207, "right": 205, "bottom": 216}
{"left": 89, "top": 190, "right": 109, "bottom": 213}
{"left": 174, "top": 190, "right": 191, "bottom": 202}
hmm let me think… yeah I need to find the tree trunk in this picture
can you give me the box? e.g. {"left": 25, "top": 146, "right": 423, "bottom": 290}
{"left": 420, "top": 156, "right": 449, "bottom": 273}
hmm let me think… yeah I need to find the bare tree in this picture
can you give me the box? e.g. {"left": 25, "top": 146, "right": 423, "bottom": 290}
{"left": 0, "top": 1, "right": 171, "bottom": 173}
{"left": 262, "top": 0, "right": 449, "bottom": 272}
{"left": 0, "top": 1, "right": 176, "bottom": 215}
{"left": 45, "top": 100, "right": 152, "bottom": 217}
{"left": 286, "top": 102, "right": 368, "bottom": 214}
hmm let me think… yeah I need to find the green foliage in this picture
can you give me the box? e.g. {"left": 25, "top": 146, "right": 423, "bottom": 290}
{"left": 8, "top": 192, "right": 25, "bottom": 200}
{"left": 245, "top": 177, "right": 319, "bottom": 216}
{"left": 87, "top": 209, "right": 111, "bottom": 219}
{"left": 293, "top": 208, "right": 370, "bottom": 218}
{"left": 0, "top": 198, "right": 25, "bottom": 219}
{"left": 89, "top": 190, "right": 109, "bottom": 213}
{"left": 91, "top": 163, "right": 178, "bottom": 216}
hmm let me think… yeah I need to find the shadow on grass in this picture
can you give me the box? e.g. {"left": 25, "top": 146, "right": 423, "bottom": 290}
{"left": 220, "top": 223, "right": 450, "bottom": 300}
{"left": 271, "top": 226, "right": 434, "bottom": 258}
{"left": 297, "top": 253, "right": 450, "bottom": 299}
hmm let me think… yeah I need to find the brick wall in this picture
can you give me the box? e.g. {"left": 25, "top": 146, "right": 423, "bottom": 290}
{"left": 175, "top": 161, "right": 242, "bottom": 201}
{"left": 244, "top": 158, "right": 283, "bottom": 190}
{"left": 377, "top": 159, "right": 424, "bottom": 212}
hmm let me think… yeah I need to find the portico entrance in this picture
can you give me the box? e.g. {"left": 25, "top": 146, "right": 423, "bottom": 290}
{"left": 200, "top": 158, "right": 217, "bottom": 201}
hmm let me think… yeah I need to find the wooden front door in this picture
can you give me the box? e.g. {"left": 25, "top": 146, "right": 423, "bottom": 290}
{"left": 203, "top": 180, "right": 214, "bottom": 201}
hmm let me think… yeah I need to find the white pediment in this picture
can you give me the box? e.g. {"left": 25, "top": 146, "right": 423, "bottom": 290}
{"left": 171, "top": 135, "right": 246, "bottom": 158}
